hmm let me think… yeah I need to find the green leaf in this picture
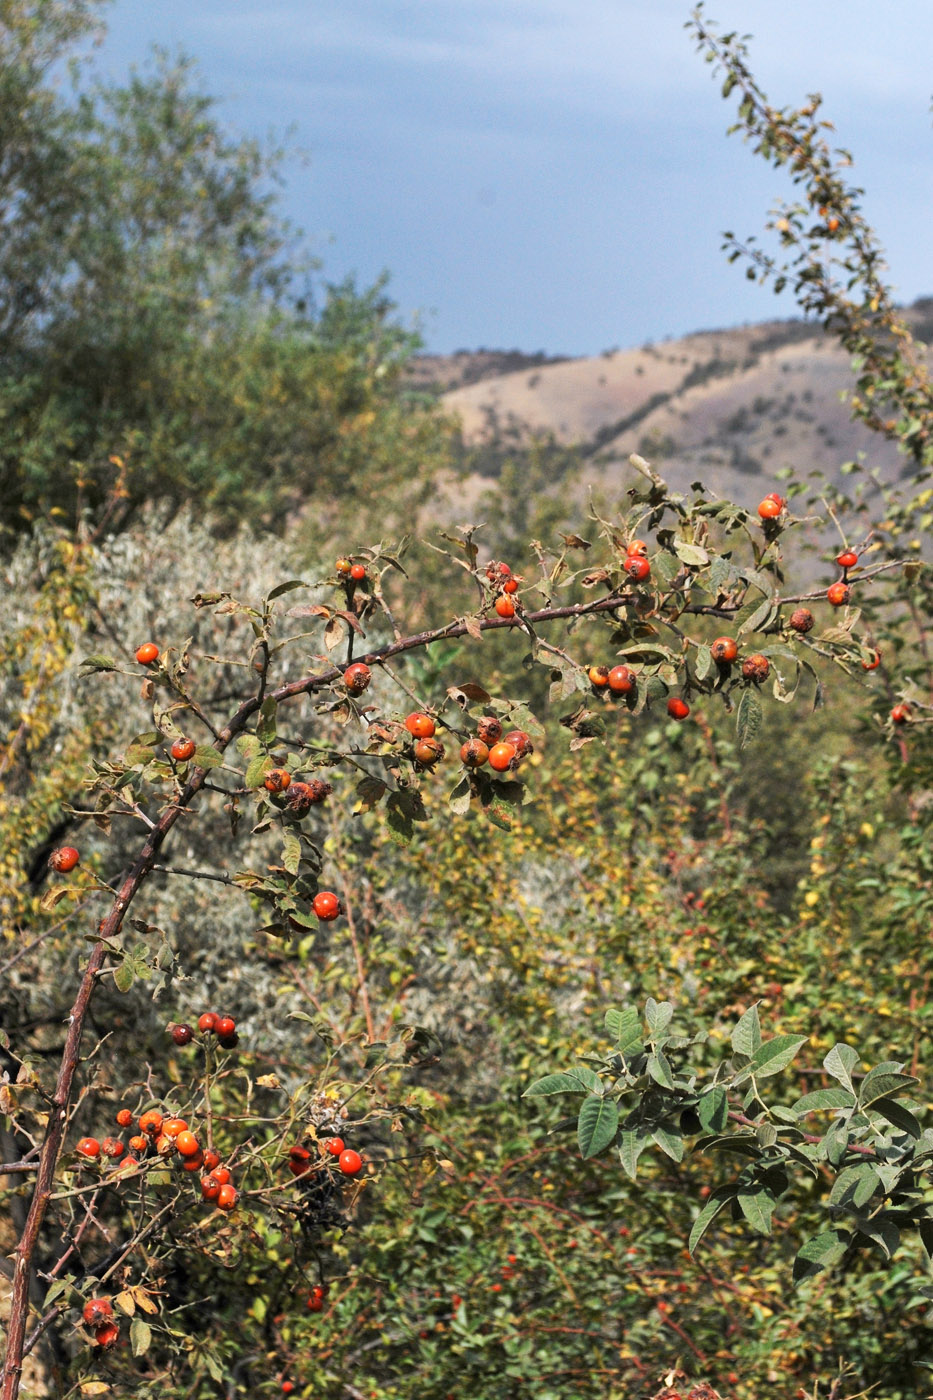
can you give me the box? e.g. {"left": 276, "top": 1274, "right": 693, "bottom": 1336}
{"left": 245, "top": 753, "right": 273, "bottom": 789}
{"left": 257, "top": 697, "right": 277, "bottom": 744}
{"left": 829, "top": 1164, "right": 880, "bottom": 1211}
{"left": 565, "top": 1066, "right": 604, "bottom": 1094}
{"left": 859, "top": 1066, "right": 919, "bottom": 1109}
{"left": 874, "top": 1098, "right": 922, "bottom": 1138}
{"left": 735, "top": 689, "right": 763, "bottom": 749}
{"left": 193, "top": 745, "right": 223, "bottom": 769}
{"left": 694, "top": 644, "right": 714, "bottom": 681}
{"left": 113, "top": 959, "right": 135, "bottom": 993}
{"left": 78, "top": 654, "right": 119, "bottom": 673}
{"left": 267, "top": 579, "right": 307, "bottom": 600}
{"left": 524, "top": 1073, "right": 587, "bottom": 1097}
{"left": 736, "top": 595, "right": 776, "bottom": 636}
{"left": 448, "top": 775, "right": 472, "bottom": 816}
{"left": 130, "top": 1316, "right": 152, "bottom": 1357}
{"left": 731, "top": 1004, "right": 762, "bottom": 1057}
{"left": 647, "top": 1050, "right": 675, "bottom": 1089}
{"left": 793, "top": 1229, "right": 850, "bottom": 1283}
{"left": 823, "top": 1043, "right": 859, "bottom": 1092}
{"left": 855, "top": 1215, "right": 900, "bottom": 1260}
{"left": 577, "top": 1095, "right": 619, "bottom": 1159}
{"left": 605, "top": 1006, "right": 643, "bottom": 1053}
{"left": 791, "top": 1087, "right": 855, "bottom": 1115}
{"left": 688, "top": 1186, "right": 737, "bottom": 1254}
{"left": 652, "top": 1124, "right": 685, "bottom": 1162}
{"left": 617, "top": 1129, "right": 648, "bottom": 1181}
{"left": 673, "top": 540, "right": 710, "bottom": 567}
{"left": 739, "top": 1034, "right": 807, "bottom": 1081}
{"left": 236, "top": 734, "right": 261, "bottom": 758}
{"left": 281, "top": 830, "right": 301, "bottom": 876}
{"left": 645, "top": 998, "right": 674, "bottom": 1038}
{"left": 737, "top": 1186, "right": 775, "bottom": 1235}
{"left": 698, "top": 1086, "right": 728, "bottom": 1133}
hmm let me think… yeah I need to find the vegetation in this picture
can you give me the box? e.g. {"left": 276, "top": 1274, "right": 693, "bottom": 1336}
{"left": 1, "top": 6, "right": 932, "bottom": 1400}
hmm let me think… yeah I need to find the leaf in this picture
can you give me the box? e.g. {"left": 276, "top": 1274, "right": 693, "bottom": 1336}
{"left": 647, "top": 1050, "right": 675, "bottom": 1089}
{"left": 257, "top": 697, "right": 277, "bottom": 743}
{"left": 235, "top": 734, "right": 261, "bottom": 759}
{"left": 791, "top": 1087, "right": 855, "bottom": 1115}
{"left": 737, "top": 1186, "right": 775, "bottom": 1235}
{"left": 645, "top": 998, "right": 674, "bottom": 1038}
{"left": 447, "top": 775, "right": 472, "bottom": 816}
{"left": 823, "top": 1043, "right": 859, "bottom": 1092}
{"left": 694, "top": 644, "right": 714, "bottom": 681}
{"left": 874, "top": 1098, "right": 922, "bottom": 1138}
{"left": 689, "top": 1186, "right": 737, "bottom": 1254}
{"left": 735, "top": 689, "right": 763, "bottom": 749}
{"left": 245, "top": 754, "right": 273, "bottom": 789}
{"left": 113, "top": 959, "right": 135, "bottom": 993}
{"left": 577, "top": 1095, "right": 619, "bottom": 1159}
{"left": 673, "top": 540, "right": 710, "bottom": 567}
{"left": 355, "top": 776, "right": 387, "bottom": 811}
{"left": 566, "top": 1065, "right": 604, "bottom": 1094}
{"left": 855, "top": 1215, "right": 900, "bottom": 1260}
{"left": 652, "top": 1124, "right": 685, "bottom": 1162}
{"left": 79, "top": 654, "right": 118, "bottom": 673}
{"left": 731, "top": 1004, "right": 762, "bottom": 1057}
{"left": 448, "top": 681, "right": 492, "bottom": 703}
{"left": 323, "top": 616, "right": 344, "bottom": 650}
{"left": 130, "top": 1315, "right": 152, "bottom": 1357}
{"left": 793, "top": 1229, "right": 850, "bottom": 1283}
{"left": 281, "top": 830, "right": 301, "bottom": 876}
{"left": 736, "top": 595, "right": 777, "bottom": 635}
{"left": 80, "top": 1385, "right": 110, "bottom": 1396}
{"left": 617, "top": 1129, "right": 649, "bottom": 1180}
{"left": 738, "top": 1034, "right": 807, "bottom": 1081}
{"left": 829, "top": 1164, "right": 880, "bottom": 1211}
{"left": 462, "top": 614, "right": 484, "bottom": 642}
{"left": 858, "top": 1066, "right": 918, "bottom": 1109}
{"left": 193, "top": 745, "right": 223, "bottom": 769}
{"left": 524, "top": 1073, "right": 588, "bottom": 1098}
{"left": 267, "top": 579, "right": 307, "bottom": 600}
{"left": 605, "top": 1006, "right": 643, "bottom": 1054}
{"left": 698, "top": 1086, "right": 728, "bottom": 1133}
{"left": 114, "top": 1289, "right": 136, "bottom": 1316}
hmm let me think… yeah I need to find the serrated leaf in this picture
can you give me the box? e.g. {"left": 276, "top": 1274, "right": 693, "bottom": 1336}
{"left": 245, "top": 753, "right": 273, "bottom": 788}
{"left": 735, "top": 689, "right": 763, "bottom": 749}
{"left": 130, "top": 1315, "right": 152, "bottom": 1356}
{"left": 731, "top": 1004, "right": 762, "bottom": 1057}
{"left": 791, "top": 1087, "right": 855, "bottom": 1115}
{"left": 823, "top": 1043, "right": 859, "bottom": 1091}
{"left": 236, "top": 734, "right": 261, "bottom": 759}
{"left": 698, "top": 1086, "right": 728, "bottom": 1132}
{"left": 577, "top": 1095, "right": 619, "bottom": 1158}
{"left": 689, "top": 1186, "right": 737, "bottom": 1253}
{"left": 793, "top": 1229, "right": 850, "bottom": 1283}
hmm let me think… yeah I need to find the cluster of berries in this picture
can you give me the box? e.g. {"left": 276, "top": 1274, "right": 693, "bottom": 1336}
{"left": 171, "top": 1011, "right": 239, "bottom": 1050}
{"left": 459, "top": 715, "right": 533, "bottom": 773}
{"left": 81, "top": 1296, "right": 120, "bottom": 1351}
{"left": 75, "top": 1107, "right": 238, "bottom": 1210}
{"left": 485, "top": 560, "right": 522, "bottom": 619}
{"left": 287, "top": 1135, "right": 363, "bottom": 1181}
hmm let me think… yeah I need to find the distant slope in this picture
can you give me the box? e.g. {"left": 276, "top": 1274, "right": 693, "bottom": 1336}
{"left": 430, "top": 313, "right": 932, "bottom": 506}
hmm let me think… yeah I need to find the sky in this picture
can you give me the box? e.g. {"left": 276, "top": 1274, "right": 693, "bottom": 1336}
{"left": 92, "top": 1, "right": 933, "bottom": 356}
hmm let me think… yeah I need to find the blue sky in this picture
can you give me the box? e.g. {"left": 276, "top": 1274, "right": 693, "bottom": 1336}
{"left": 94, "top": 1, "right": 933, "bottom": 355}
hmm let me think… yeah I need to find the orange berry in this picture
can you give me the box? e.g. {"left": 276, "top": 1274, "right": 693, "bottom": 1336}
{"left": 494, "top": 595, "right": 516, "bottom": 619}
{"left": 338, "top": 1148, "right": 363, "bottom": 1176}
{"left": 710, "top": 637, "right": 738, "bottom": 664}
{"left": 201, "top": 1174, "right": 221, "bottom": 1201}
{"left": 135, "top": 643, "right": 159, "bottom": 666}
{"left": 503, "top": 729, "right": 532, "bottom": 756}
{"left": 202, "top": 1148, "right": 221, "bottom": 1171}
{"left": 861, "top": 649, "right": 881, "bottom": 671}
{"left": 175, "top": 1131, "right": 200, "bottom": 1157}
{"left": 741, "top": 653, "right": 770, "bottom": 683}
{"left": 836, "top": 549, "right": 858, "bottom": 568}
{"left": 476, "top": 716, "right": 502, "bottom": 744}
{"left": 789, "top": 607, "right": 814, "bottom": 634}
{"left": 212, "top": 1166, "right": 232, "bottom": 1186}
{"left": 128, "top": 1135, "right": 147, "bottom": 1154}
{"left": 460, "top": 738, "right": 489, "bottom": 768}
{"left": 344, "top": 662, "right": 372, "bottom": 695}
{"left": 325, "top": 1137, "right": 345, "bottom": 1156}
{"left": 49, "top": 846, "right": 80, "bottom": 873}
{"left": 757, "top": 496, "right": 784, "bottom": 520}
{"left": 170, "top": 737, "right": 196, "bottom": 762}
{"left": 405, "top": 713, "right": 436, "bottom": 738}
{"left": 216, "top": 1183, "right": 238, "bottom": 1211}
{"left": 413, "top": 737, "right": 444, "bottom": 766}
{"left": 891, "top": 703, "right": 911, "bottom": 724}
{"left": 263, "top": 767, "right": 292, "bottom": 793}
{"left": 626, "top": 539, "right": 649, "bottom": 558}
{"left": 488, "top": 742, "right": 517, "bottom": 773}
{"left": 588, "top": 665, "right": 610, "bottom": 688}
{"left": 116, "top": 1108, "right": 133, "bottom": 1128}
{"left": 667, "top": 698, "right": 690, "bottom": 720}
{"left": 285, "top": 779, "right": 333, "bottom": 814}
{"left": 76, "top": 1137, "right": 100, "bottom": 1159}
{"left": 607, "top": 666, "right": 636, "bottom": 694}
{"left": 181, "top": 1150, "right": 204, "bottom": 1172}
{"left": 162, "top": 1118, "right": 188, "bottom": 1139}
{"left": 94, "top": 1320, "right": 120, "bottom": 1349}
{"left": 502, "top": 578, "right": 519, "bottom": 594}
{"left": 350, "top": 563, "right": 367, "bottom": 582}
{"left": 139, "top": 1110, "right": 163, "bottom": 1137}
{"left": 827, "top": 582, "right": 850, "bottom": 607}
{"left": 313, "top": 891, "right": 341, "bottom": 921}
{"left": 198, "top": 1012, "right": 218, "bottom": 1033}
{"left": 335, "top": 558, "right": 352, "bottom": 578}
{"left": 624, "top": 555, "right": 650, "bottom": 582}
{"left": 100, "top": 1138, "right": 124, "bottom": 1159}
{"left": 83, "top": 1298, "right": 112, "bottom": 1327}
